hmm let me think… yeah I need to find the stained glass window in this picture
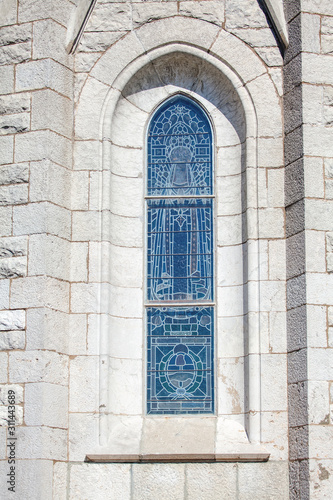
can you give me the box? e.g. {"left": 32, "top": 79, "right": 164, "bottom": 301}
{"left": 146, "top": 96, "right": 214, "bottom": 414}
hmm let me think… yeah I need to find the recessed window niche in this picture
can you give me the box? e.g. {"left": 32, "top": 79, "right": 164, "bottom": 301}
{"left": 92, "top": 50, "right": 266, "bottom": 458}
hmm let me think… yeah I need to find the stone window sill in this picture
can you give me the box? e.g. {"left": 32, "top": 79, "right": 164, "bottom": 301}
{"left": 85, "top": 452, "right": 270, "bottom": 463}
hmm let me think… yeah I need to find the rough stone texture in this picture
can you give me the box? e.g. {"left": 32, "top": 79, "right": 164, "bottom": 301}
{"left": 0, "top": 309, "right": 25, "bottom": 331}
{"left": 0, "top": 330, "right": 25, "bottom": 350}
{"left": 69, "top": 464, "right": 131, "bottom": 500}
{"left": 0, "top": 163, "right": 29, "bottom": 185}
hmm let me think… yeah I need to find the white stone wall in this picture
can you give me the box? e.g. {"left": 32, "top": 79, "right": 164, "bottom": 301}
{"left": 284, "top": 1, "right": 333, "bottom": 498}
{"left": 2, "top": 0, "right": 332, "bottom": 498}
{"left": 0, "top": 1, "right": 75, "bottom": 498}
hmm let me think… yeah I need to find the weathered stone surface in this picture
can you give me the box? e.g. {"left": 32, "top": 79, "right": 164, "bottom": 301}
{"left": 132, "top": 464, "right": 185, "bottom": 500}
{"left": 16, "top": 426, "right": 67, "bottom": 460}
{"left": 0, "top": 41, "right": 31, "bottom": 65}
{"left": 69, "top": 356, "right": 99, "bottom": 413}
{"left": 0, "top": 207, "right": 11, "bottom": 237}
{"left": 0, "top": 24, "right": 31, "bottom": 46}
{"left": 132, "top": 3, "right": 178, "bottom": 28}
{"left": 0, "top": 255, "right": 27, "bottom": 278}
{"left": 0, "top": 94, "right": 30, "bottom": 116}
{"left": 0, "top": 112, "right": 30, "bottom": 135}
{"left": 228, "top": 27, "right": 276, "bottom": 47}
{"left": 0, "top": 136, "right": 13, "bottom": 166}
{"left": 179, "top": 1, "right": 224, "bottom": 26}
{"left": 78, "top": 31, "right": 123, "bottom": 52}
{"left": 74, "top": 51, "right": 101, "bottom": 73}
{"left": 31, "top": 89, "right": 72, "bottom": 138}
{"left": 25, "top": 382, "right": 68, "bottom": 428}
{"left": 16, "top": 58, "right": 72, "bottom": 97}
{"left": 0, "top": 330, "right": 25, "bottom": 350}
{"left": 33, "top": 19, "right": 71, "bottom": 68}
{"left": 186, "top": 463, "right": 237, "bottom": 499}
{"left": 321, "top": 16, "right": 333, "bottom": 54}
{"left": 0, "top": 402, "right": 23, "bottom": 424}
{"left": 226, "top": 0, "right": 268, "bottom": 29}
{"left": 256, "top": 46, "right": 283, "bottom": 66}
{"left": 0, "top": 0, "right": 17, "bottom": 27}
{"left": 0, "top": 163, "right": 29, "bottom": 185}
{"left": 0, "top": 184, "right": 28, "bottom": 205}
{"left": 10, "top": 275, "right": 69, "bottom": 314}
{"left": 0, "top": 309, "right": 25, "bottom": 331}
{"left": 18, "top": 0, "right": 72, "bottom": 25}
{"left": 87, "top": 3, "right": 132, "bottom": 31}
{"left": 15, "top": 130, "right": 72, "bottom": 167}
{"left": 0, "top": 383, "right": 23, "bottom": 404}
{"left": 0, "top": 236, "right": 27, "bottom": 258}
{"left": 238, "top": 461, "right": 289, "bottom": 499}
{"left": 9, "top": 350, "right": 68, "bottom": 385}
{"left": 0, "top": 65, "right": 14, "bottom": 94}
{"left": 69, "top": 464, "right": 131, "bottom": 500}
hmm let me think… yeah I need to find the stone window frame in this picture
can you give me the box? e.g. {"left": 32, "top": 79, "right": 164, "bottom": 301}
{"left": 73, "top": 19, "right": 284, "bottom": 461}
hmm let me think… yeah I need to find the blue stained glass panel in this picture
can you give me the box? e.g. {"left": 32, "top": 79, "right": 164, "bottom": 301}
{"left": 148, "top": 97, "right": 212, "bottom": 196}
{"left": 146, "top": 96, "right": 214, "bottom": 415}
{"left": 147, "top": 307, "right": 214, "bottom": 414}
{"left": 147, "top": 198, "right": 213, "bottom": 302}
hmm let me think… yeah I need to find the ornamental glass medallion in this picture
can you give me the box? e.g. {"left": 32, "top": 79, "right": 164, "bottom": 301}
{"left": 146, "top": 96, "right": 214, "bottom": 414}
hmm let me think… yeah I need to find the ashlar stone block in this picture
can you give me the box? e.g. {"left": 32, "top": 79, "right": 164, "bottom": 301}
{"left": 0, "top": 400, "right": 23, "bottom": 425}
{"left": 0, "top": 136, "right": 13, "bottom": 165}
{"left": 18, "top": 0, "right": 72, "bottom": 26}
{"left": 0, "top": 309, "right": 25, "bottom": 331}
{"left": 238, "top": 461, "right": 289, "bottom": 499}
{"left": 69, "top": 356, "right": 99, "bottom": 413}
{"left": 69, "top": 464, "right": 131, "bottom": 500}
{"left": 132, "top": 3, "right": 178, "bottom": 28}
{"left": 25, "top": 382, "right": 68, "bottom": 428}
{"left": 33, "top": 19, "right": 71, "bottom": 68}
{"left": 10, "top": 276, "right": 69, "bottom": 312}
{"left": 0, "top": 330, "right": 25, "bottom": 350}
{"left": 31, "top": 89, "right": 72, "bottom": 138}
{"left": 0, "top": 41, "right": 31, "bottom": 65}
{"left": 0, "top": 384, "right": 23, "bottom": 404}
{"left": 0, "top": 65, "right": 14, "bottom": 94}
{"left": 0, "top": 184, "right": 28, "bottom": 206}
{"left": 225, "top": 0, "right": 268, "bottom": 29}
{"left": 16, "top": 58, "right": 72, "bottom": 97}
{"left": 16, "top": 426, "right": 67, "bottom": 460}
{"left": 0, "top": 353, "right": 8, "bottom": 382}
{"left": 186, "top": 463, "right": 237, "bottom": 499}
{"left": 0, "top": 163, "right": 29, "bottom": 186}
{"left": 9, "top": 350, "right": 68, "bottom": 385}
{"left": 0, "top": 0, "right": 17, "bottom": 27}
{"left": 132, "top": 463, "right": 185, "bottom": 500}
{"left": 87, "top": 2, "right": 132, "bottom": 31}
{"left": 15, "top": 129, "right": 72, "bottom": 167}
{"left": 0, "top": 93, "right": 30, "bottom": 116}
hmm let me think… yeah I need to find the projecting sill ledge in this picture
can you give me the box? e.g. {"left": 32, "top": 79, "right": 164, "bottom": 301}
{"left": 85, "top": 453, "right": 270, "bottom": 463}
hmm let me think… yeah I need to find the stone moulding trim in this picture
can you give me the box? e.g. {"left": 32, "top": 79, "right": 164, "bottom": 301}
{"left": 66, "top": 0, "right": 98, "bottom": 53}
{"left": 261, "top": 0, "right": 289, "bottom": 49}
{"left": 96, "top": 41, "right": 263, "bottom": 448}
{"left": 85, "top": 453, "right": 270, "bottom": 463}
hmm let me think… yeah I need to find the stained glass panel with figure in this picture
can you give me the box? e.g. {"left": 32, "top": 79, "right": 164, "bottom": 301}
{"left": 146, "top": 96, "right": 214, "bottom": 415}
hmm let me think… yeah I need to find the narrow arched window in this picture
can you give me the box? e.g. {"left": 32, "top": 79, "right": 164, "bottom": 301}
{"left": 146, "top": 95, "right": 214, "bottom": 414}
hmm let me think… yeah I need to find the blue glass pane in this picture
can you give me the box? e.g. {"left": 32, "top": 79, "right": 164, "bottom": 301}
{"left": 147, "top": 198, "right": 213, "bottom": 302}
{"left": 148, "top": 97, "right": 212, "bottom": 196}
{"left": 147, "top": 307, "right": 214, "bottom": 414}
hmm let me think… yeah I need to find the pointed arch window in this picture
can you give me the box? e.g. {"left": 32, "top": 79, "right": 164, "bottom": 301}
{"left": 146, "top": 95, "right": 214, "bottom": 414}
